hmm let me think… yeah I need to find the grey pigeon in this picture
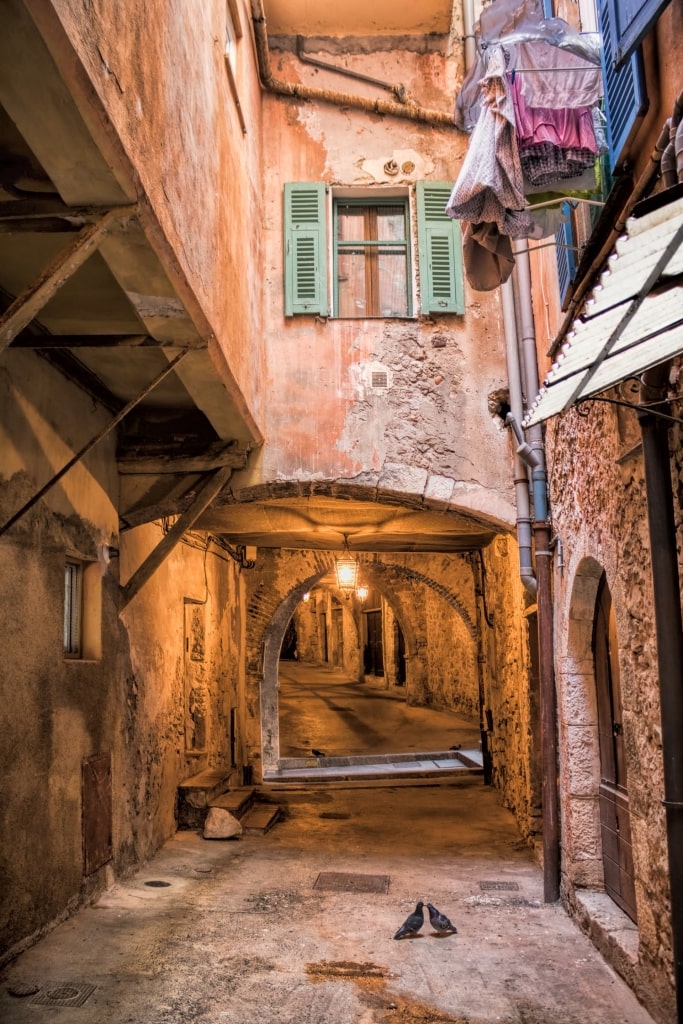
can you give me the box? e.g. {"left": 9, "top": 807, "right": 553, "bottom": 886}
{"left": 426, "top": 902, "right": 458, "bottom": 935}
{"left": 393, "top": 901, "right": 425, "bottom": 939}
{"left": 312, "top": 749, "right": 326, "bottom": 757}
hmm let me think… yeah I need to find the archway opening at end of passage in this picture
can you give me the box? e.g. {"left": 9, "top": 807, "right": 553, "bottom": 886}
{"left": 273, "top": 565, "right": 483, "bottom": 769}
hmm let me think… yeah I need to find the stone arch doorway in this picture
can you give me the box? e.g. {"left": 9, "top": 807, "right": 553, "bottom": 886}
{"left": 561, "top": 557, "right": 637, "bottom": 922}
{"left": 593, "top": 573, "right": 637, "bottom": 921}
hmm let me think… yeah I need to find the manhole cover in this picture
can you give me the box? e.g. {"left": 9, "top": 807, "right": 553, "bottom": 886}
{"left": 30, "top": 982, "right": 96, "bottom": 1008}
{"left": 8, "top": 982, "right": 40, "bottom": 997}
{"left": 144, "top": 880, "right": 171, "bottom": 887}
{"left": 313, "top": 872, "right": 390, "bottom": 893}
{"left": 479, "top": 880, "right": 519, "bottom": 891}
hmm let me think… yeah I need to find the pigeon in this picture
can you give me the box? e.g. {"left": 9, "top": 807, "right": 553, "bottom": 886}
{"left": 312, "top": 749, "right": 326, "bottom": 757}
{"left": 426, "top": 902, "right": 458, "bottom": 935}
{"left": 393, "top": 901, "right": 425, "bottom": 939}
{"left": 449, "top": 744, "right": 462, "bottom": 751}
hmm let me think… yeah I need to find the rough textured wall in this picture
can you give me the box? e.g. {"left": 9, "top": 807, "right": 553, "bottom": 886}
{"left": 479, "top": 537, "right": 541, "bottom": 846}
{"left": 547, "top": 399, "right": 674, "bottom": 1023}
{"left": 0, "top": 353, "right": 244, "bottom": 961}
{"left": 43, "top": 0, "right": 266, "bottom": 422}
{"left": 247, "top": 35, "right": 515, "bottom": 530}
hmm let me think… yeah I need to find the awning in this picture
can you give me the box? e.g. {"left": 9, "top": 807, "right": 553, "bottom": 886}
{"left": 523, "top": 192, "right": 683, "bottom": 427}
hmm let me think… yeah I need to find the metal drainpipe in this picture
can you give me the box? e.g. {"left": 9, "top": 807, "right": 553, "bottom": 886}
{"left": 638, "top": 364, "right": 683, "bottom": 1023}
{"left": 250, "top": 0, "right": 456, "bottom": 128}
{"left": 501, "top": 278, "right": 537, "bottom": 597}
{"left": 512, "top": 241, "right": 560, "bottom": 904}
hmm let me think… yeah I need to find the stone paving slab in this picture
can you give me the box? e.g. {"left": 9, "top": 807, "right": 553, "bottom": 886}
{"left": 0, "top": 780, "right": 658, "bottom": 1024}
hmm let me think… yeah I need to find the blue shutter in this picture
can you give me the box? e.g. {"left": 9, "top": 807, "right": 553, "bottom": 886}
{"left": 599, "top": 0, "right": 648, "bottom": 171}
{"left": 283, "top": 183, "right": 328, "bottom": 316}
{"left": 416, "top": 181, "right": 464, "bottom": 315}
{"left": 605, "top": 0, "right": 670, "bottom": 68}
{"left": 555, "top": 204, "right": 577, "bottom": 309}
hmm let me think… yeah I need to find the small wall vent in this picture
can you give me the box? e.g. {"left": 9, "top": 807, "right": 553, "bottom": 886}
{"left": 371, "top": 371, "right": 389, "bottom": 389}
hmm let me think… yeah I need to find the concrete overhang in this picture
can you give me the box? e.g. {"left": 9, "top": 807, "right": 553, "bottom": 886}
{"left": 0, "top": 0, "right": 259, "bottom": 498}
{"left": 261, "top": 0, "right": 454, "bottom": 36}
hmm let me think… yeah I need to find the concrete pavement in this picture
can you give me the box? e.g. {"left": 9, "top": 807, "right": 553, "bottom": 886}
{"left": 0, "top": 776, "right": 657, "bottom": 1024}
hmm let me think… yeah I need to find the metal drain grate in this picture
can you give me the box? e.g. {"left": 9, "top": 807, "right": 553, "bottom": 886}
{"left": 313, "top": 872, "right": 390, "bottom": 894}
{"left": 479, "top": 880, "right": 519, "bottom": 891}
{"left": 30, "top": 983, "right": 96, "bottom": 1008}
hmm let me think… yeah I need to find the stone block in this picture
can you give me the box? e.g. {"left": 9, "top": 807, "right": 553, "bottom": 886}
{"left": 203, "top": 807, "right": 243, "bottom": 840}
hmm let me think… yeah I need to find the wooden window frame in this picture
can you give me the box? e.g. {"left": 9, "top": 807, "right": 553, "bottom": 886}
{"left": 333, "top": 198, "right": 412, "bottom": 319}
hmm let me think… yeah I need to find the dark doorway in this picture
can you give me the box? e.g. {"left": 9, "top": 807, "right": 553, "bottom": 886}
{"left": 364, "top": 609, "right": 384, "bottom": 676}
{"left": 332, "top": 607, "right": 344, "bottom": 667}
{"left": 281, "top": 617, "right": 298, "bottom": 660}
{"left": 395, "top": 619, "right": 406, "bottom": 685}
{"left": 593, "top": 574, "right": 637, "bottom": 922}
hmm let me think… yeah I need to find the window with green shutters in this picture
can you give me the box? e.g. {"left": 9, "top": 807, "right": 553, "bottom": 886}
{"left": 284, "top": 182, "right": 329, "bottom": 316}
{"left": 283, "top": 181, "right": 464, "bottom": 317}
{"left": 416, "top": 181, "right": 464, "bottom": 315}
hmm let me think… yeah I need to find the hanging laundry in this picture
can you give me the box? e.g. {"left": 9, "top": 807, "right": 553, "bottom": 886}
{"left": 513, "top": 39, "right": 602, "bottom": 110}
{"left": 510, "top": 74, "right": 598, "bottom": 187}
{"left": 446, "top": 46, "right": 532, "bottom": 290}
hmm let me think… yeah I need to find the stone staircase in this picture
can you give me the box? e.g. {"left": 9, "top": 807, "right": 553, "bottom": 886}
{"left": 177, "top": 769, "right": 282, "bottom": 835}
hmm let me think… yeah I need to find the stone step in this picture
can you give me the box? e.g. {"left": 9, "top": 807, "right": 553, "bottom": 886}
{"left": 239, "top": 802, "right": 283, "bottom": 835}
{"left": 209, "top": 787, "right": 256, "bottom": 819}
{"left": 177, "top": 769, "right": 237, "bottom": 829}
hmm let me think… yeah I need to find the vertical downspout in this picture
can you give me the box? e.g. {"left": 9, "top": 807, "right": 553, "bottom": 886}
{"left": 502, "top": 279, "right": 537, "bottom": 597}
{"left": 638, "top": 365, "right": 683, "bottom": 1023}
{"left": 513, "top": 241, "right": 560, "bottom": 903}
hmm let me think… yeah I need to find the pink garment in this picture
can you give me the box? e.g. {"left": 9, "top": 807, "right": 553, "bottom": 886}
{"left": 510, "top": 74, "right": 597, "bottom": 153}
{"left": 446, "top": 47, "right": 532, "bottom": 240}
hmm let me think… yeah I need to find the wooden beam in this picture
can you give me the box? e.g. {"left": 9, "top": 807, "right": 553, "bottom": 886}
{"left": 12, "top": 333, "right": 151, "bottom": 349}
{"left": 0, "top": 207, "right": 130, "bottom": 353}
{"left": 0, "top": 199, "right": 132, "bottom": 221}
{"left": 117, "top": 440, "right": 247, "bottom": 474}
{"left": 120, "top": 465, "right": 235, "bottom": 608}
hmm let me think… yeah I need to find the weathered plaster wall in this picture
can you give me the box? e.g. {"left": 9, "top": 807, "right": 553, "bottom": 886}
{"left": 247, "top": 34, "right": 516, "bottom": 530}
{"left": 0, "top": 354, "right": 244, "bottom": 961}
{"left": 39, "top": 0, "right": 266, "bottom": 424}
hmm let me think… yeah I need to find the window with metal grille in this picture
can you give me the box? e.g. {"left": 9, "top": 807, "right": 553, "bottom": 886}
{"left": 63, "top": 559, "right": 102, "bottom": 661}
{"left": 64, "top": 561, "right": 83, "bottom": 658}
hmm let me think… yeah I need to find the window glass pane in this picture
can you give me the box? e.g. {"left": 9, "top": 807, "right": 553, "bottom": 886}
{"left": 378, "top": 250, "right": 408, "bottom": 316}
{"left": 376, "top": 206, "right": 406, "bottom": 241}
{"left": 338, "top": 250, "right": 368, "bottom": 316}
{"left": 335, "top": 201, "right": 409, "bottom": 317}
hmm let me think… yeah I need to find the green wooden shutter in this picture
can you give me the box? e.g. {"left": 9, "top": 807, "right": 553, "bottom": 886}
{"left": 284, "top": 182, "right": 328, "bottom": 316}
{"left": 416, "top": 181, "right": 464, "bottom": 315}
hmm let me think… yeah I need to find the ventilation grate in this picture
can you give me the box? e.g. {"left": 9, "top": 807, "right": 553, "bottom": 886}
{"left": 479, "top": 880, "right": 519, "bottom": 891}
{"left": 313, "top": 872, "right": 390, "bottom": 893}
{"left": 371, "top": 371, "right": 388, "bottom": 388}
{"left": 30, "top": 983, "right": 96, "bottom": 1008}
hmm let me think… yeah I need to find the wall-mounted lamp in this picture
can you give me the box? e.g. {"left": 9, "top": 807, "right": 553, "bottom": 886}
{"left": 302, "top": 591, "right": 310, "bottom": 602}
{"left": 355, "top": 585, "right": 369, "bottom": 601}
{"left": 335, "top": 535, "right": 359, "bottom": 594}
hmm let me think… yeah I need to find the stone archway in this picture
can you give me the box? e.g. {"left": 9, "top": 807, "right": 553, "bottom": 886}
{"left": 557, "top": 555, "right": 605, "bottom": 891}
{"left": 244, "top": 549, "right": 481, "bottom": 777}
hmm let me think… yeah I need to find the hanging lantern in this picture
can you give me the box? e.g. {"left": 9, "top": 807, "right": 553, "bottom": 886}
{"left": 335, "top": 536, "right": 358, "bottom": 593}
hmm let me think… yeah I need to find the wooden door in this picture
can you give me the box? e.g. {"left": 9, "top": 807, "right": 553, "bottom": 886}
{"left": 364, "top": 609, "right": 384, "bottom": 676}
{"left": 593, "top": 575, "right": 637, "bottom": 921}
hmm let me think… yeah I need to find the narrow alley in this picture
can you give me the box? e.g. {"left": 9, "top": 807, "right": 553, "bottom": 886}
{"left": 1, "top": 776, "right": 655, "bottom": 1024}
